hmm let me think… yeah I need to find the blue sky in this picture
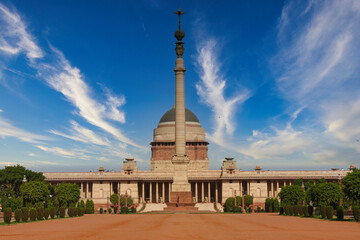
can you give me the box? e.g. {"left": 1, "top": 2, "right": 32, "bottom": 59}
{"left": 0, "top": 0, "right": 359, "bottom": 172}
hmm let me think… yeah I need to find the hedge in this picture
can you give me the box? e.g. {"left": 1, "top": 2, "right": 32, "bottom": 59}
{"left": 326, "top": 206, "right": 333, "bottom": 220}
{"left": 320, "top": 206, "right": 326, "bottom": 219}
{"left": 279, "top": 206, "right": 284, "bottom": 215}
{"left": 21, "top": 207, "right": 29, "bottom": 222}
{"left": 85, "top": 200, "right": 95, "bottom": 214}
{"left": 353, "top": 206, "right": 360, "bottom": 222}
{"left": 50, "top": 207, "right": 56, "bottom": 219}
{"left": 59, "top": 207, "right": 65, "bottom": 218}
{"left": 44, "top": 208, "right": 50, "bottom": 220}
{"left": 336, "top": 206, "right": 344, "bottom": 220}
{"left": 15, "top": 209, "right": 22, "bottom": 223}
{"left": 37, "top": 207, "right": 44, "bottom": 220}
{"left": 308, "top": 206, "right": 314, "bottom": 217}
{"left": 4, "top": 208, "right": 12, "bottom": 224}
{"left": 30, "top": 208, "right": 37, "bottom": 221}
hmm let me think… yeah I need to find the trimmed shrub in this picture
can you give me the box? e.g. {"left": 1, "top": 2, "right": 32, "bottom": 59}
{"left": 114, "top": 206, "right": 118, "bottom": 214}
{"left": 289, "top": 205, "right": 294, "bottom": 216}
{"left": 85, "top": 200, "right": 95, "bottom": 214}
{"left": 21, "top": 207, "right": 29, "bottom": 222}
{"left": 299, "top": 205, "right": 304, "bottom": 216}
{"left": 120, "top": 206, "right": 129, "bottom": 214}
{"left": 36, "top": 207, "right": 44, "bottom": 220}
{"left": 59, "top": 207, "right": 65, "bottom": 218}
{"left": 293, "top": 205, "right": 299, "bottom": 216}
{"left": 326, "top": 206, "right": 333, "bottom": 220}
{"left": 99, "top": 208, "right": 103, "bottom": 214}
{"left": 130, "top": 207, "right": 136, "bottom": 213}
{"left": 223, "top": 197, "right": 235, "bottom": 212}
{"left": 4, "top": 208, "right": 12, "bottom": 224}
{"left": 303, "top": 206, "right": 309, "bottom": 217}
{"left": 320, "top": 206, "right": 326, "bottom": 219}
{"left": 73, "top": 207, "right": 78, "bottom": 216}
{"left": 353, "top": 206, "right": 360, "bottom": 222}
{"left": 15, "top": 209, "right": 22, "bottom": 222}
{"left": 336, "top": 206, "right": 344, "bottom": 220}
{"left": 279, "top": 206, "right": 284, "bottom": 215}
{"left": 308, "top": 206, "right": 314, "bottom": 217}
{"left": 78, "top": 207, "right": 84, "bottom": 216}
{"left": 50, "top": 207, "right": 56, "bottom": 219}
{"left": 44, "top": 208, "right": 50, "bottom": 220}
{"left": 30, "top": 208, "right": 37, "bottom": 221}
{"left": 108, "top": 208, "right": 112, "bottom": 214}
{"left": 273, "top": 199, "right": 280, "bottom": 212}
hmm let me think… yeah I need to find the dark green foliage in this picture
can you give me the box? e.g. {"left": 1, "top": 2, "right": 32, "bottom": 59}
{"left": 223, "top": 197, "right": 235, "bottom": 212}
{"left": 273, "top": 198, "right": 279, "bottom": 212}
{"left": 4, "top": 207, "right": 12, "bottom": 224}
{"left": 336, "top": 206, "right": 344, "bottom": 220}
{"left": 44, "top": 208, "right": 50, "bottom": 220}
{"left": 320, "top": 206, "right": 326, "bottom": 218}
{"left": 120, "top": 206, "right": 129, "bottom": 214}
{"left": 108, "top": 208, "right": 112, "bottom": 214}
{"left": 265, "top": 198, "right": 272, "bottom": 212}
{"left": 77, "top": 207, "right": 84, "bottom": 216}
{"left": 110, "top": 194, "right": 118, "bottom": 205}
{"left": 11, "top": 196, "right": 23, "bottom": 211}
{"left": 114, "top": 206, "right": 118, "bottom": 213}
{"left": 59, "top": 207, "right": 65, "bottom": 218}
{"left": 312, "top": 183, "right": 341, "bottom": 208}
{"left": 14, "top": 209, "right": 21, "bottom": 222}
{"left": 20, "top": 181, "right": 50, "bottom": 206}
{"left": 120, "top": 195, "right": 134, "bottom": 207}
{"left": 293, "top": 178, "right": 303, "bottom": 187}
{"left": 293, "top": 205, "right": 299, "bottom": 216}
{"left": 308, "top": 206, "right": 314, "bottom": 217}
{"left": 0, "top": 165, "right": 44, "bottom": 196}
{"left": 244, "top": 195, "right": 253, "bottom": 207}
{"left": 30, "top": 208, "right": 37, "bottom": 221}
{"left": 342, "top": 168, "right": 360, "bottom": 204}
{"left": 85, "top": 199, "right": 94, "bottom": 214}
{"left": 326, "top": 206, "right": 333, "bottom": 219}
{"left": 279, "top": 206, "right": 284, "bottom": 215}
{"left": 36, "top": 207, "right": 44, "bottom": 220}
{"left": 279, "top": 185, "right": 305, "bottom": 206}
{"left": 130, "top": 207, "right": 136, "bottom": 213}
{"left": 55, "top": 183, "right": 80, "bottom": 207}
{"left": 303, "top": 206, "right": 309, "bottom": 217}
{"left": 100, "top": 208, "right": 103, "bottom": 214}
{"left": 289, "top": 205, "right": 294, "bottom": 216}
{"left": 353, "top": 206, "right": 360, "bottom": 222}
{"left": 79, "top": 200, "right": 85, "bottom": 209}
{"left": 50, "top": 207, "right": 56, "bottom": 219}
{"left": 298, "top": 205, "right": 304, "bottom": 216}
{"left": 21, "top": 207, "right": 29, "bottom": 222}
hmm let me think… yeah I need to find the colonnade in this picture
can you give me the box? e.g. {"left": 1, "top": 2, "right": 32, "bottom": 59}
{"left": 267, "top": 180, "right": 293, "bottom": 198}
{"left": 80, "top": 182, "right": 93, "bottom": 199}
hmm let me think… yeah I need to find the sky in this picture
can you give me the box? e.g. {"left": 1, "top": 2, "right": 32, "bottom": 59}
{"left": 0, "top": 0, "right": 359, "bottom": 172}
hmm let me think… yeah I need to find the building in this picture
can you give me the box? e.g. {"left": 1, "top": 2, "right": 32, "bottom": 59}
{"left": 43, "top": 9, "right": 353, "bottom": 211}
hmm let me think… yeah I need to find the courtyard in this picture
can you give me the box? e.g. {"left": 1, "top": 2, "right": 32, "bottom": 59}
{"left": 1, "top": 213, "right": 359, "bottom": 240}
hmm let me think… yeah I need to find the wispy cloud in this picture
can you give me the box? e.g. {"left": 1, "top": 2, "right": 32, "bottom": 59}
{"left": 195, "top": 39, "right": 250, "bottom": 146}
{"left": 36, "top": 145, "right": 93, "bottom": 160}
{"left": 50, "top": 120, "right": 110, "bottom": 146}
{"left": 0, "top": 114, "right": 49, "bottom": 143}
{"left": 0, "top": 3, "right": 43, "bottom": 59}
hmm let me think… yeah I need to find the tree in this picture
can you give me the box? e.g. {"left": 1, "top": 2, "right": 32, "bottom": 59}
{"left": 0, "top": 165, "right": 44, "bottom": 196}
{"left": 342, "top": 168, "right": 360, "bottom": 206}
{"left": 20, "top": 181, "right": 49, "bottom": 205}
{"left": 120, "top": 195, "right": 133, "bottom": 207}
{"left": 293, "top": 178, "right": 303, "bottom": 187}
{"left": 110, "top": 194, "right": 119, "bottom": 205}
{"left": 244, "top": 195, "right": 253, "bottom": 207}
{"left": 312, "top": 182, "right": 341, "bottom": 208}
{"left": 279, "top": 185, "right": 305, "bottom": 205}
{"left": 55, "top": 183, "right": 80, "bottom": 207}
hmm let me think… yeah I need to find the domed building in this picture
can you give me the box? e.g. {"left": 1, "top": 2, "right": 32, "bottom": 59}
{"left": 150, "top": 106, "right": 209, "bottom": 171}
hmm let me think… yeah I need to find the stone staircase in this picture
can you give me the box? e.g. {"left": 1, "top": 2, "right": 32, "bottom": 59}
{"left": 195, "top": 203, "right": 217, "bottom": 212}
{"left": 141, "top": 203, "right": 167, "bottom": 213}
{"left": 163, "top": 203, "right": 198, "bottom": 213}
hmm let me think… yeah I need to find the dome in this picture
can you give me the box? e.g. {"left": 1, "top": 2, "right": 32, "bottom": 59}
{"left": 159, "top": 107, "right": 200, "bottom": 124}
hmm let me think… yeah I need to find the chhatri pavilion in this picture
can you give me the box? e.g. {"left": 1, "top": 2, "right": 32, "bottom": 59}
{"left": 43, "top": 9, "right": 353, "bottom": 211}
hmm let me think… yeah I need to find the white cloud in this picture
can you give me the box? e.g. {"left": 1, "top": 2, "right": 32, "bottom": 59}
{"left": 50, "top": 120, "right": 110, "bottom": 146}
{"left": 0, "top": 3, "right": 43, "bottom": 59}
{"left": 36, "top": 145, "right": 93, "bottom": 160}
{"left": 36, "top": 160, "right": 57, "bottom": 165}
{"left": 312, "top": 150, "right": 337, "bottom": 163}
{"left": 195, "top": 39, "right": 250, "bottom": 146}
{"left": 0, "top": 114, "right": 49, "bottom": 143}
{"left": 28, "top": 152, "right": 37, "bottom": 157}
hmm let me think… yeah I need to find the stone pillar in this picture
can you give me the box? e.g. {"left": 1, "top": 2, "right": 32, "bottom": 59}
{"left": 239, "top": 181, "right": 242, "bottom": 197}
{"left": 86, "top": 182, "right": 89, "bottom": 199}
{"left": 110, "top": 182, "right": 112, "bottom": 196}
{"left": 156, "top": 182, "right": 159, "bottom": 203}
{"left": 80, "top": 182, "right": 84, "bottom": 198}
{"left": 150, "top": 182, "right": 153, "bottom": 203}
{"left": 162, "top": 182, "right": 165, "bottom": 203}
{"left": 208, "top": 182, "right": 211, "bottom": 202}
{"left": 142, "top": 182, "right": 145, "bottom": 203}
{"left": 271, "top": 181, "right": 274, "bottom": 197}
{"left": 169, "top": 182, "right": 171, "bottom": 202}
{"left": 247, "top": 181, "right": 250, "bottom": 195}
{"left": 289, "top": 181, "right": 292, "bottom": 186}
{"left": 215, "top": 182, "right": 218, "bottom": 203}
{"left": 195, "top": 182, "right": 198, "bottom": 202}
{"left": 201, "top": 182, "right": 204, "bottom": 203}
{"left": 276, "top": 181, "right": 279, "bottom": 197}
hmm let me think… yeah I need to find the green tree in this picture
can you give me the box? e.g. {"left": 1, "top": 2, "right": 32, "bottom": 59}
{"left": 293, "top": 178, "right": 303, "bottom": 187}
{"left": 342, "top": 168, "right": 360, "bottom": 206}
{"left": 312, "top": 182, "right": 341, "bottom": 208}
{"left": 0, "top": 165, "right": 44, "bottom": 196}
{"left": 110, "top": 194, "right": 119, "bottom": 205}
{"left": 244, "top": 195, "right": 253, "bottom": 207}
{"left": 120, "top": 195, "right": 133, "bottom": 207}
{"left": 279, "top": 185, "right": 305, "bottom": 205}
{"left": 55, "top": 183, "right": 80, "bottom": 207}
{"left": 20, "top": 181, "right": 50, "bottom": 205}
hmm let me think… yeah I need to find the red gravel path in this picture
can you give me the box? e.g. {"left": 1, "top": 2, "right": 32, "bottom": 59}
{"left": 1, "top": 213, "right": 359, "bottom": 240}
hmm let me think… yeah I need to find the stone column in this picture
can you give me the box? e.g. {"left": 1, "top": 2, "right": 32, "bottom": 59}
{"left": 215, "top": 182, "right": 218, "bottom": 203}
{"left": 276, "top": 181, "right": 279, "bottom": 197}
{"left": 169, "top": 182, "right": 171, "bottom": 201}
{"left": 86, "top": 182, "right": 89, "bottom": 199}
{"left": 195, "top": 182, "right": 198, "bottom": 202}
{"left": 110, "top": 182, "right": 112, "bottom": 196}
{"left": 162, "top": 182, "right": 165, "bottom": 203}
{"left": 142, "top": 182, "right": 145, "bottom": 203}
{"left": 201, "top": 182, "right": 204, "bottom": 203}
{"left": 247, "top": 181, "right": 250, "bottom": 195}
{"left": 80, "top": 182, "right": 84, "bottom": 198}
{"left": 289, "top": 181, "right": 292, "bottom": 186}
{"left": 150, "top": 182, "right": 153, "bottom": 203}
{"left": 239, "top": 181, "right": 242, "bottom": 197}
{"left": 208, "top": 182, "right": 211, "bottom": 202}
{"left": 271, "top": 181, "right": 274, "bottom": 197}
{"left": 156, "top": 182, "right": 159, "bottom": 203}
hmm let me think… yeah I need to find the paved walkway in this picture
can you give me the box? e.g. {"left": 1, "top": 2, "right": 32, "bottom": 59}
{"left": 1, "top": 213, "right": 359, "bottom": 240}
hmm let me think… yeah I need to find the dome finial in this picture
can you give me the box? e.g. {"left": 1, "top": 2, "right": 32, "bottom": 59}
{"left": 173, "top": 7, "right": 186, "bottom": 57}
{"left": 173, "top": 7, "right": 186, "bottom": 31}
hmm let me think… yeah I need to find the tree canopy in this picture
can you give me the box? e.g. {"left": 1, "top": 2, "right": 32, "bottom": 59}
{"left": 311, "top": 182, "right": 341, "bottom": 208}
{"left": 20, "top": 181, "right": 50, "bottom": 205}
{"left": 55, "top": 183, "right": 80, "bottom": 207}
{"left": 110, "top": 194, "right": 119, "bottom": 205}
{"left": 279, "top": 185, "right": 305, "bottom": 205}
{"left": 342, "top": 168, "right": 360, "bottom": 205}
